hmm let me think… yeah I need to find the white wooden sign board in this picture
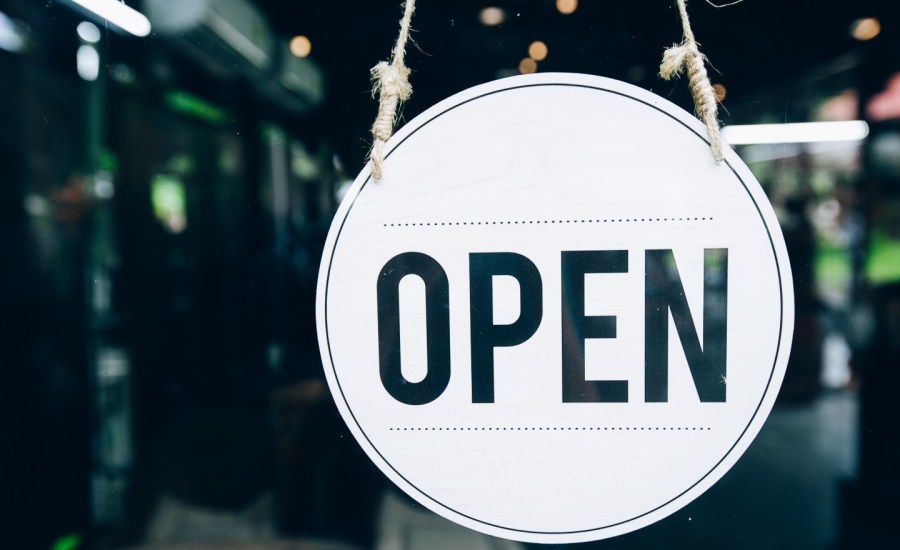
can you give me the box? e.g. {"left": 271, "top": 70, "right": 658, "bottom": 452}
{"left": 316, "top": 73, "right": 793, "bottom": 543}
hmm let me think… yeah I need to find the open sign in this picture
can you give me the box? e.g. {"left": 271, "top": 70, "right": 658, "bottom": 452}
{"left": 376, "top": 248, "right": 728, "bottom": 406}
{"left": 317, "top": 74, "right": 793, "bottom": 543}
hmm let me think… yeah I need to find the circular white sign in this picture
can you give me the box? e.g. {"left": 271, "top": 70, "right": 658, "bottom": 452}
{"left": 317, "top": 73, "right": 793, "bottom": 543}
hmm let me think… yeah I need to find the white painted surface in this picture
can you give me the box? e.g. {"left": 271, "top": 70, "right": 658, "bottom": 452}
{"left": 317, "top": 73, "right": 793, "bottom": 543}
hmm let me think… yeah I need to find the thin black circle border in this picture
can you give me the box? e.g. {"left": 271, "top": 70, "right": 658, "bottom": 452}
{"left": 321, "top": 81, "right": 786, "bottom": 536}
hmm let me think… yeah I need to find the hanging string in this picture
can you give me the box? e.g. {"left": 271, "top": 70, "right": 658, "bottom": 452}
{"left": 366, "top": 0, "right": 731, "bottom": 173}
{"left": 369, "top": 0, "right": 416, "bottom": 181}
{"left": 660, "top": 0, "right": 726, "bottom": 162}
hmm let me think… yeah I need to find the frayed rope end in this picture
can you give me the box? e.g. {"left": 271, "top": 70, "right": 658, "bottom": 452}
{"left": 660, "top": 43, "right": 690, "bottom": 80}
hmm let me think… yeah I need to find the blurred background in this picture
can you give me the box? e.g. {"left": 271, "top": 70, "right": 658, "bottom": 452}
{"left": 0, "top": 0, "right": 898, "bottom": 548}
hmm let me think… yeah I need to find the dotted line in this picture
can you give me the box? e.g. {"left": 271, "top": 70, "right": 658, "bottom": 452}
{"left": 383, "top": 217, "right": 713, "bottom": 228}
{"left": 388, "top": 427, "right": 711, "bottom": 432}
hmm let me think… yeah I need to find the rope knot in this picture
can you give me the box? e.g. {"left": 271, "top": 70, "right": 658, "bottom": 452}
{"left": 369, "top": 60, "right": 413, "bottom": 179}
{"left": 660, "top": 0, "right": 726, "bottom": 163}
{"left": 372, "top": 62, "right": 412, "bottom": 102}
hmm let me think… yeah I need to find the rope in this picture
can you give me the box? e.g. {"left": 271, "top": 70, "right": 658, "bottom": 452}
{"left": 369, "top": 0, "right": 416, "bottom": 181}
{"left": 660, "top": 0, "right": 726, "bottom": 162}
